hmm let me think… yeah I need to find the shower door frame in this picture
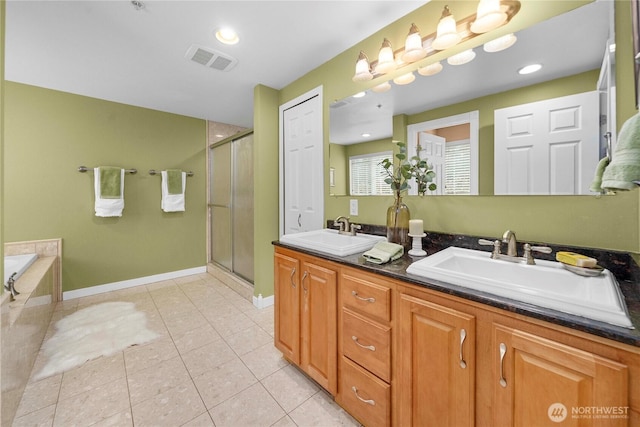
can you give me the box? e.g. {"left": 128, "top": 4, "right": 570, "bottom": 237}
{"left": 206, "top": 129, "right": 255, "bottom": 284}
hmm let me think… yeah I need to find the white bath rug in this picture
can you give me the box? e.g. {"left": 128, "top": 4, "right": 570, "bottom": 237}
{"left": 35, "top": 301, "right": 159, "bottom": 380}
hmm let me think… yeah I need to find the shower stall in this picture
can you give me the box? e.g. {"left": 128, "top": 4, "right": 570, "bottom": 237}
{"left": 209, "top": 130, "right": 254, "bottom": 283}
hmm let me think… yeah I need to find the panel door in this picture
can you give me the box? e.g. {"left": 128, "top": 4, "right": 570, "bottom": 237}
{"left": 282, "top": 93, "right": 323, "bottom": 234}
{"left": 494, "top": 91, "right": 599, "bottom": 195}
{"left": 418, "top": 132, "right": 446, "bottom": 195}
{"left": 274, "top": 252, "right": 300, "bottom": 364}
{"left": 301, "top": 261, "right": 338, "bottom": 395}
{"left": 493, "top": 324, "right": 628, "bottom": 427}
{"left": 398, "top": 293, "right": 476, "bottom": 427}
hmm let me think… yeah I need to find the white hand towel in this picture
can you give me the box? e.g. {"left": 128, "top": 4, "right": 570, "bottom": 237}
{"left": 94, "top": 168, "right": 125, "bottom": 217}
{"left": 161, "top": 170, "right": 186, "bottom": 212}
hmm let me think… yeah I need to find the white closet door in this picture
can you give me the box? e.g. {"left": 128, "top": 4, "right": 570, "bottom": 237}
{"left": 281, "top": 89, "right": 323, "bottom": 234}
{"left": 494, "top": 91, "right": 599, "bottom": 195}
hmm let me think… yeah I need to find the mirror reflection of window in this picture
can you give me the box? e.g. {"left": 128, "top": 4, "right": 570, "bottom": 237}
{"left": 349, "top": 152, "right": 393, "bottom": 196}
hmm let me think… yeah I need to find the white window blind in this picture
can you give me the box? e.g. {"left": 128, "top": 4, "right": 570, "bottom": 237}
{"left": 444, "top": 140, "right": 471, "bottom": 195}
{"left": 350, "top": 151, "right": 393, "bottom": 196}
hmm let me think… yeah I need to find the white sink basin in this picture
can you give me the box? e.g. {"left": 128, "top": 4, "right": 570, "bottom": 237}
{"left": 406, "top": 246, "right": 633, "bottom": 328}
{"left": 280, "top": 229, "right": 386, "bottom": 257}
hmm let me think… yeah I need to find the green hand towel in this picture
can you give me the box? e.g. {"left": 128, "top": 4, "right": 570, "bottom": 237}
{"left": 167, "top": 169, "right": 183, "bottom": 195}
{"left": 99, "top": 166, "right": 122, "bottom": 199}
{"left": 589, "top": 156, "right": 610, "bottom": 192}
{"left": 601, "top": 112, "right": 640, "bottom": 191}
{"left": 363, "top": 241, "right": 404, "bottom": 264}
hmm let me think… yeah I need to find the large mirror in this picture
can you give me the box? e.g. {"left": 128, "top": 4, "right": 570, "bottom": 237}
{"left": 329, "top": 1, "right": 613, "bottom": 196}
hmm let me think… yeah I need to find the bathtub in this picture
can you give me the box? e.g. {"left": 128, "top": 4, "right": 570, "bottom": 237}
{"left": 4, "top": 254, "right": 38, "bottom": 286}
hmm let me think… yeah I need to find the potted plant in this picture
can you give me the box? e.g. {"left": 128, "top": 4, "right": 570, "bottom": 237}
{"left": 380, "top": 141, "right": 437, "bottom": 247}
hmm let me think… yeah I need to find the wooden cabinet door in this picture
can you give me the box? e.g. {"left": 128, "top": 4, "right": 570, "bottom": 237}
{"left": 493, "top": 324, "right": 629, "bottom": 427}
{"left": 398, "top": 293, "right": 476, "bottom": 427}
{"left": 274, "top": 252, "right": 300, "bottom": 364}
{"left": 301, "top": 261, "right": 338, "bottom": 395}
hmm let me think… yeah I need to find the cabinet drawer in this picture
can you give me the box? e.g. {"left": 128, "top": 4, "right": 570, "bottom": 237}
{"left": 340, "top": 356, "right": 391, "bottom": 427}
{"left": 341, "top": 274, "right": 391, "bottom": 322}
{"left": 342, "top": 309, "right": 391, "bottom": 383}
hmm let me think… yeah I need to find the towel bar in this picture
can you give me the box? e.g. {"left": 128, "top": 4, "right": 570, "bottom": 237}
{"left": 148, "top": 169, "right": 194, "bottom": 177}
{"left": 78, "top": 166, "right": 137, "bottom": 174}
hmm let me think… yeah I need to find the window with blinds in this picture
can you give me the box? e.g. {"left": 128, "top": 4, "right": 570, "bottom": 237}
{"left": 349, "top": 151, "right": 394, "bottom": 196}
{"left": 444, "top": 140, "right": 471, "bottom": 195}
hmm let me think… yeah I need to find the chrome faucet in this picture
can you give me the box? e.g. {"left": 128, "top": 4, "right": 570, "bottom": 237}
{"left": 334, "top": 216, "right": 361, "bottom": 236}
{"left": 479, "top": 231, "right": 552, "bottom": 265}
{"left": 502, "top": 230, "right": 517, "bottom": 257}
{"left": 4, "top": 273, "right": 20, "bottom": 301}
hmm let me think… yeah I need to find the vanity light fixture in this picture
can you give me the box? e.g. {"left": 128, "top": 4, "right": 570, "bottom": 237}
{"left": 354, "top": 1, "right": 521, "bottom": 81}
{"left": 375, "top": 39, "right": 396, "bottom": 74}
{"left": 215, "top": 27, "right": 239, "bottom": 45}
{"left": 418, "top": 61, "right": 443, "bottom": 76}
{"left": 352, "top": 51, "right": 374, "bottom": 82}
{"left": 371, "top": 81, "right": 392, "bottom": 93}
{"left": 518, "top": 63, "right": 542, "bottom": 75}
{"left": 471, "top": 0, "right": 508, "bottom": 33}
{"left": 431, "top": 6, "right": 462, "bottom": 51}
{"left": 401, "top": 23, "right": 427, "bottom": 63}
{"left": 447, "top": 49, "right": 476, "bottom": 66}
{"left": 483, "top": 33, "right": 517, "bottom": 53}
{"left": 393, "top": 71, "right": 415, "bottom": 85}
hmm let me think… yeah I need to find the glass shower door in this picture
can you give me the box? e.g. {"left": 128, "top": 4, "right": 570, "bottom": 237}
{"left": 209, "top": 132, "right": 254, "bottom": 283}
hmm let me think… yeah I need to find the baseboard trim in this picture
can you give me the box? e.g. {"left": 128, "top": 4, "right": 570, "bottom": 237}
{"left": 63, "top": 266, "right": 207, "bottom": 300}
{"left": 252, "top": 293, "right": 275, "bottom": 309}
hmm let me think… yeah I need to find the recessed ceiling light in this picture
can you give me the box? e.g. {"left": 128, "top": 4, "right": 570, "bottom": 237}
{"left": 362, "top": 133, "right": 371, "bottom": 138}
{"left": 215, "top": 28, "right": 239, "bottom": 45}
{"left": 518, "top": 63, "right": 542, "bottom": 75}
{"left": 353, "top": 92, "right": 366, "bottom": 98}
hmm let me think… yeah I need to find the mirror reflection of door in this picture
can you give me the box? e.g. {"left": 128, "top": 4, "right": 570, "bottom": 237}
{"left": 407, "top": 111, "right": 480, "bottom": 196}
{"left": 494, "top": 91, "right": 599, "bottom": 195}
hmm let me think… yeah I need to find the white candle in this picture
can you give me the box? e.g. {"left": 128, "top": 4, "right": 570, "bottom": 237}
{"left": 409, "top": 219, "right": 423, "bottom": 235}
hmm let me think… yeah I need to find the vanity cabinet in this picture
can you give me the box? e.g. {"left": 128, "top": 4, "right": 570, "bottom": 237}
{"left": 397, "top": 292, "right": 476, "bottom": 427}
{"left": 337, "top": 268, "right": 393, "bottom": 427}
{"left": 492, "top": 324, "right": 629, "bottom": 426}
{"left": 274, "top": 247, "right": 338, "bottom": 395}
{"left": 274, "top": 246, "right": 640, "bottom": 426}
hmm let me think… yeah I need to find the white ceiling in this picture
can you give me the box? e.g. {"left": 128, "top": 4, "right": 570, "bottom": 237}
{"left": 4, "top": 0, "right": 426, "bottom": 128}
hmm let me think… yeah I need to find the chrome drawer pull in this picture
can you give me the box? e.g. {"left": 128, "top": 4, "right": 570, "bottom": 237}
{"left": 289, "top": 267, "right": 296, "bottom": 288}
{"left": 351, "top": 386, "right": 375, "bottom": 406}
{"left": 351, "top": 291, "right": 375, "bottom": 303}
{"left": 302, "top": 271, "right": 308, "bottom": 294}
{"left": 351, "top": 335, "right": 376, "bottom": 352}
{"left": 459, "top": 328, "right": 467, "bottom": 369}
{"left": 499, "top": 343, "right": 507, "bottom": 388}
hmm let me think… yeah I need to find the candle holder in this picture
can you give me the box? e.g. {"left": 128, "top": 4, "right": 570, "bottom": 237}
{"left": 408, "top": 233, "right": 426, "bottom": 257}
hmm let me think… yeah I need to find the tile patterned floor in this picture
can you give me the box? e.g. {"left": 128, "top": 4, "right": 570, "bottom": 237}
{"left": 13, "top": 273, "right": 360, "bottom": 427}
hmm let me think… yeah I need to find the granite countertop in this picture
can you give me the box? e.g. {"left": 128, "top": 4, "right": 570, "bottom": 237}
{"left": 274, "top": 226, "right": 640, "bottom": 348}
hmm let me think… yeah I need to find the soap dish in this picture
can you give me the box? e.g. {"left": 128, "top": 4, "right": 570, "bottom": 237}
{"left": 561, "top": 263, "right": 604, "bottom": 277}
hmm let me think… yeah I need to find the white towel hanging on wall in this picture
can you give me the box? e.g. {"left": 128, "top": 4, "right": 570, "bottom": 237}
{"left": 94, "top": 167, "right": 125, "bottom": 217}
{"left": 161, "top": 170, "right": 186, "bottom": 212}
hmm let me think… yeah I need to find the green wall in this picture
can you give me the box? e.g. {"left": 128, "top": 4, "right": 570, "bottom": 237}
{"left": 253, "top": 84, "right": 280, "bottom": 300}
{"left": 4, "top": 83, "right": 207, "bottom": 292}
{"left": 276, "top": 0, "right": 640, "bottom": 254}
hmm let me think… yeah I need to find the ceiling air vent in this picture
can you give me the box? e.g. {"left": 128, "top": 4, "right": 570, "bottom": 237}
{"left": 185, "top": 45, "right": 238, "bottom": 72}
